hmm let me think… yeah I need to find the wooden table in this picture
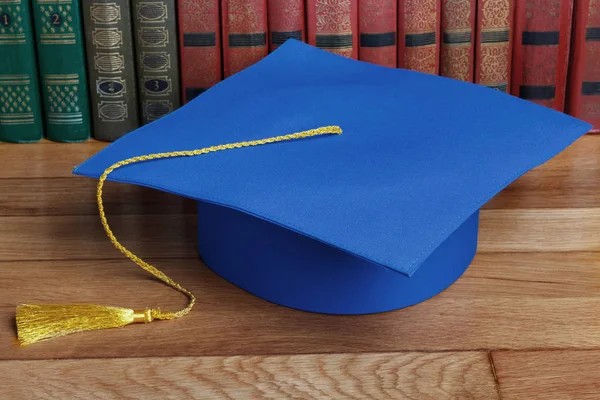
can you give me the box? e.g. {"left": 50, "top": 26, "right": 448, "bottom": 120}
{"left": 0, "top": 135, "right": 599, "bottom": 399}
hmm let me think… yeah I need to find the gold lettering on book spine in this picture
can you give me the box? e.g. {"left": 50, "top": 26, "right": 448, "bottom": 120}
{"left": 404, "top": 0, "right": 438, "bottom": 74}
{"left": 315, "top": 0, "right": 353, "bottom": 57}
{"left": 442, "top": 0, "right": 472, "bottom": 81}
{"left": 479, "top": 0, "right": 510, "bottom": 91}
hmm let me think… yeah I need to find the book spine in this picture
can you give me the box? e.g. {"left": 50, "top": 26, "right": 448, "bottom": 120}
{"left": 358, "top": 0, "right": 396, "bottom": 67}
{"left": 511, "top": 0, "right": 574, "bottom": 110}
{"left": 306, "top": 0, "right": 358, "bottom": 58}
{"left": 268, "top": 0, "right": 305, "bottom": 51}
{"left": 32, "top": 0, "right": 91, "bottom": 142}
{"left": 398, "top": 0, "right": 441, "bottom": 74}
{"left": 221, "top": 0, "right": 268, "bottom": 78}
{"left": 474, "top": 0, "right": 513, "bottom": 92}
{"left": 132, "top": 0, "right": 181, "bottom": 124}
{"left": 178, "top": 0, "right": 221, "bottom": 103}
{"left": 566, "top": 0, "right": 600, "bottom": 133}
{"left": 0, "top": 0, "right": 44, "bottom": 142}
{"left": 82, "top": 0, "right": 139, "bottom": 141}
{"left": 440, "top": 0, "right": 475, "bottom": 81}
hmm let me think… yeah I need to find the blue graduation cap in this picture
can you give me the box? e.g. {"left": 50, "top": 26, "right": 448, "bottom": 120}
{"left": 15, "top": 40, "right": 591, "bottom": 345}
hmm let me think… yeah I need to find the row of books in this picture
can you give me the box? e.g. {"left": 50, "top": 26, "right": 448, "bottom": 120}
{"left": 0, "top": 0, "right": 598, "bottom": 143}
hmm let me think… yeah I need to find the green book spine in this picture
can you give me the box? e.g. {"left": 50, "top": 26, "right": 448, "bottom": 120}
{"left": 32, "top": 0, "right": 91, "bottom": 142}
{"left": 132, "top": 0, "right": 180, "bottom": 125}
{"left": 82, "top": 0, "right": 140, "bottom": 141}
{"left": 0, "top": 0, "right": 44, "bottom": 142}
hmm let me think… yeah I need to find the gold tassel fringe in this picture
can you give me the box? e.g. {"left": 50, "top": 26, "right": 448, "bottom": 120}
{"left": 15, "top": 126, "right": 342, "bottom": 345}
{"left": 16, "top": 304, "right": 153, "bottom": 346}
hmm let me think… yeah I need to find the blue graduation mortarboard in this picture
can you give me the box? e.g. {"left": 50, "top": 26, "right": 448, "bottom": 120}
{"left": 75, "top": 40, "right": 591, "bottom": 315}
{"left": 16, "top": 40, "right": 592, "bottom": 345}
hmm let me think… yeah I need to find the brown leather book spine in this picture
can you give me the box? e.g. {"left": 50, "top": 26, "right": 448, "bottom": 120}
{"left": 474, "top": 0, "right": 513, "bottom": 92}
{"left": 358, "top": 0, "right": 397, "bottom": 67}
{"left": 268, "top": 0, "right": 305, "bottom": 51}
{"left": 221, "top": 0, "right": 268, "bottom": 78}
{"left": 511, "top": 0, "right": 574, "bottom": 111}
{"left": 441, "top": 0, "right": 475, "bottom": 81}
{"left": 397, "top": 0, "right": 441, "bottom": 74}
{"left": 83, "top": 0, "right": 140, "bottom": 141}
{"left": 566, "top": 0, "right": 600, "bottom": 133}
{"left": 306, "top": 0, "right": 358, "bottom": 58}
{"left": 178, "top": 0, "right": 222, "bottom": 103}
{"left": 132, "top": 0, "right": 181, "bottom": 124}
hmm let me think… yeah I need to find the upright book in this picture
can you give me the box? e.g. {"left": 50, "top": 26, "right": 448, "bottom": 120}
{"left": 32, "top": 0, "right": 91, "bottom": 141}
{"left": 82, "top": 0, "right": 139, "bottom": 141}
{"left": 178, "top": 0, "right": 221, "bottom": 103}
{"left": 306, "top": 0, "right": 358, "bottom": 58}
{"left": 440, "top": 0, "right": 475, "bottom": 82}
{"left": 221, "top": 0, "right": 268, "bottom": 77}
{"left": 474, "top": 0, "right": 513, "bottom": 92}
{"left": 566, "top": 0, "right": 600, "bottom": 133}
{"left": 132, "top": 0, "right": 180, "bottom": 124}
{"left": 0, "top": 0, "right": 44, "bottom": 142}
{"left": 268, "top": 0, "right": 305, "bottom": 51}
{"left": 358, "top": 0, "right": 396, "bottom": 67}
{"left": 512, "top": 0, "right": 574, "bottom": 110}
{"left": 397, "top": 0, "right": 441, "bottom": 74}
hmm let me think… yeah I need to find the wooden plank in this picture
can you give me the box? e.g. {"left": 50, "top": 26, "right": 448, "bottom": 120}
{"left": 1, "top": 136, "right": 600, "bottom": 207}
{"left": 1, "top": 208, "right": 598, "bottom": 262}
{"left": 0, "top": 215, "right": 198, "bottom": 261}
{"left": 484, "top": 135, "right": 600, "bottom": 210}
{"left": 0, "top": 178, "right": 195, "bottom": 216}
{"left": 0, "top": 352, "right": 499, "bottom": 399}
{"left": 0, "top": 172, "right": 598, "bottom": 216}
{"left": 492, "top": 351, "right": 600, "bottom": 399}
{"left": 2, "top": 253, "right": 599, "bottom": 360}
{"left": 0, "top": 140, "right": 106, "bottom": 178}
{"left": 478, "top": 209, "right": 600, "bottom": 252}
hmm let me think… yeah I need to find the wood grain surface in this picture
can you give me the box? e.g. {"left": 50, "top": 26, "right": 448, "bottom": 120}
{"left": 0, "top": 352, "right": 499, "bottom": 399}
{"left": 493, "top": 351, "right": 600, "bottom": 399}
{"left": 0, "top": 135, "right": 598, "bottom": 398}
{"left": 1, "top": 252, "right": 599, "bottom": 360}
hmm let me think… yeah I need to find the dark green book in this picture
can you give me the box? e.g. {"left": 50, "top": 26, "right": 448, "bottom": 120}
{"left": 132, "top": 0, "right": 180, "bottom": 125}
{"left": 32, "top": 0, "right": 91, "bottom": 141}
{"left": 0, "top": 0, "right": 44, "bottom": 142}
{"left": 82, "top": 0, "right": 140, "bottom": 141}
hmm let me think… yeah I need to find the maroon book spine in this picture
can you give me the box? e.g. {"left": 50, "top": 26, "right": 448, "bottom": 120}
{"left": 440, "top": 0, "right": 475, "bottom": 81}
{"left": 566, "top": 0, "right": 600, "bottom": 133}
{"left": 358, "top": 0, "right": 397, "bottom": 67}
{"left": 397, "top": 0, "right": 441, "bottom": 74}
{"left": 306, "top": 0, "right": 359, "bottom": 58}
{"left": 474, "top": 0, "right": 513, "bottom": 92}
{"left": 178, "top": 0, "right": 222, "bottom": 103}
{"left": 221, "top": 0, "right": 269, "bottom": 78}
{"left": 268, "top": 0, "right": 305, "bottom": 51}
{"left": 511, "top": 0, "right": 574, "bottom": 110}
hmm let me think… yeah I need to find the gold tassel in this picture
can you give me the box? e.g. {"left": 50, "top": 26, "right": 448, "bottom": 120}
{"left": 15, "top": 126, "right": 342, "bottom": 345}
{"left": 16, "top": 304, "right": 153, "bottom": 345}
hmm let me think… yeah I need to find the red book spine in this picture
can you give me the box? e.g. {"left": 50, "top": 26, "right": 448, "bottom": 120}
{"left": 566, "top": 0, "right": 600, "bottom": 133}
{"left": 358, "top": 0, "right": 397, "bottom": 67}
{"left": 440, "top": 0, "right": 475, "bottom": 81}
{"left": 268, "top": 0, "right": 306, "bottom": 51}
{"left": 511, "top": 0, "right": 574, "bottom": 110}
{"left": 178, "top": 0, "right": 222, "bottom": 103}
{"left": 221, "top": 0, "right": 269, "bottom": 78}
{"left": 475, "top": 0, "right": 513, "bottom": 92}
{"left": 306, "top": 0, "right": 359, "bottom": 58}
{"left": 397, "top": 0, "right": 441, "bottom": 74}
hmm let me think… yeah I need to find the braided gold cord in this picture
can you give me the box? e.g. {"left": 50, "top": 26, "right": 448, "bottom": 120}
{"left": 97, "top": 125, "right": 343, "bottom": 321}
